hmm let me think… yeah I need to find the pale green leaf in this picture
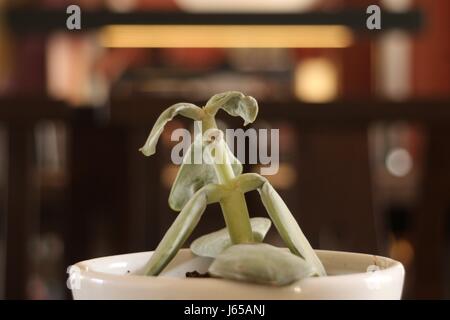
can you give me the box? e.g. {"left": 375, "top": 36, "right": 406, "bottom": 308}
{"left": 190, "top": 217, "right": 272, "bottom": 258}
{"left": 169, "top": 134, "right": 242, "bottom": 211}
{"left": 208, "top": 243, "right": 317, "bottom": 286}
{"left": 258, "top": 181, "right": 327, "bottom": 276}
{"left": 139, "top": 103, "right": 203, "bottom": 157}
{"left": 235, "top": 173, "right": 266, "bottom": 193}
{"left": 235, "top": 172, "right": 326, "bottom": 276}
{"left": 144, "top": 183, "right": 223, "bottom": 276}
{"left": 204, "top": 91, "right": 258, "bottom": 126}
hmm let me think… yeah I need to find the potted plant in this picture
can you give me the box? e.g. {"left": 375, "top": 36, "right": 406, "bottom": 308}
{"left": 69, "top": 92, "right": 405, "bottom": 300}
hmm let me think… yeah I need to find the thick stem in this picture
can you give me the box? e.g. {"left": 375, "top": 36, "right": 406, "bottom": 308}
{"left": 202, "top": 114, "right": 254, "bottom": 244}
{"left": 214, "top": 144, "right": 254, "bottom": 243}
{"left": 220, "top": 191, "right": 254, "bottom": 244}
{"left": 212, "top": 141, "right": 235, "bottom": 184}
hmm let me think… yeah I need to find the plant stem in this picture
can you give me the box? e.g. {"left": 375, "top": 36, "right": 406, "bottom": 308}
{"left": 202, "top": 114, "right": 254, "bottom": 244}
{"left": 220, "top": 191, "right": 254, "bottom": 244}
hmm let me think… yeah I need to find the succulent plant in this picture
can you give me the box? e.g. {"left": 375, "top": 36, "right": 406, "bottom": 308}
{"left": 140, "top": 91, "right": 326, "bottom": 285}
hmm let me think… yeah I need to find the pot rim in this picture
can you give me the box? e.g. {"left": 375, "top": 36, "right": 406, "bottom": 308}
{"left": 72, "top": 249, "right": 404, "bottom": 286}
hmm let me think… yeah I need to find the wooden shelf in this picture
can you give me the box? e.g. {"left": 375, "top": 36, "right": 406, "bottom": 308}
{"left": 2, "top": 97, "right": 450, "bottom": 125}
{"left": 6, "top": 9, "right": 423, "bottom": 33}
{"left": 108, "top": 98, "right": 450, "bottom": 126}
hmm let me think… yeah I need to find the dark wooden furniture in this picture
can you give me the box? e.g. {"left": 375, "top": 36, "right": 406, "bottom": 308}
{"left": 1, "top": 98, "right": 449, "bottom": 299}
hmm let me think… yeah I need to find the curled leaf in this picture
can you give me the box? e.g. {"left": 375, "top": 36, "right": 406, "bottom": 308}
{"left": 190, "top": 217, "right": 272, "bottom": 258}
{"left": 208, "top": 243, "right": 317, "bottom": 286}
{"left": 204, "top": 91, "right": 258, "bottom": 126}
{"left": 139, "top": 103, "right": 203, "bottom": 157}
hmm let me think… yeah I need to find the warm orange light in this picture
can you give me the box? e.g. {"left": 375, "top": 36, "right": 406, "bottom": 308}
{"left": 294, "top": 58, "right": 339, "bottom": 102}
{"left": 99, "top": 25, "right": 353, "bottom": 48}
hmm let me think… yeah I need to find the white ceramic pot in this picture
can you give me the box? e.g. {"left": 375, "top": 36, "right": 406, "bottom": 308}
{"left": 69, "top": 249, "right": 405, "bottom": 300}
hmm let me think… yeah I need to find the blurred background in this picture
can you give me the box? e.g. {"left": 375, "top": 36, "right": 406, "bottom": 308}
{"left": 0, "top": 0, "right": 449, "bottom": 299}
